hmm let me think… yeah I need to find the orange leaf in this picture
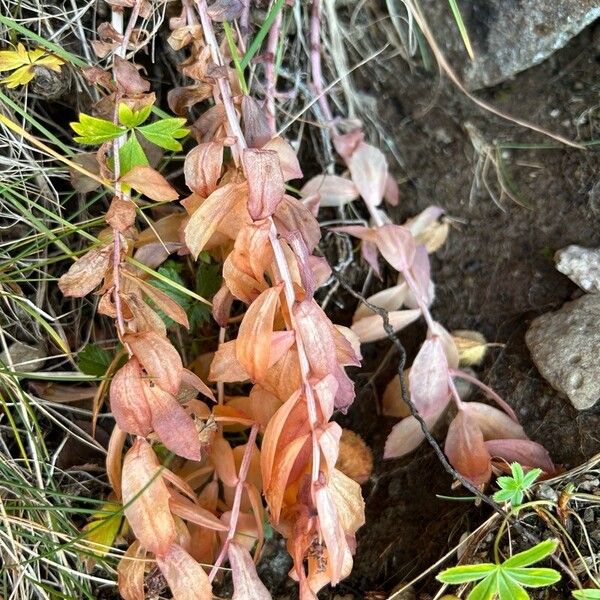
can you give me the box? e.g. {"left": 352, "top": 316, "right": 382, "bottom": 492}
{"left": 169, "top": 492, "right": 229, "bottom": 531}
{"left": 117, "top": 541, "right": 146, "bottom": 600}
{"left": 156, "top": 543, "right": 212, "bottom": 600}
{"left": 120, "top": 165, "right": 179, "bottom": 201}
{"left": 209, "top": 340, "right": 250, "bottom": 383}
{"left": 184, "top": 141, "right": 223, "bottom": 196}
{"left": 242, "top": 148, "right": 285, "bottom": 220}
{"left": 58, "top": 245, "right": 112, "bottom": 297}
{"left": 184, "top": 182, "right": 246, "bottom": 258}
{"left": 109, "top": 357, "right": 152, "bottom": 436}
{"left": 124, "top": 331, "right": 183, "bottom": 394}
{"left": 211, "top": 434, "right": 238, "bottom": 487}
{"left": 106, "top": 425, "right": 127, "bottom": 500}
{"left": 144, "top": 384, "right": 202, "bottom": 461}
{"left": 122, "top": 439, "right": 177, "bottom": 556}
{"left": 132, "top": 276, "right": 190, "bottom": 329}
{"left": 236, "top": 286, "right": 281, "bottom": 382}
{"left": 445, "top": 410, "right": 491, "bottom": 487}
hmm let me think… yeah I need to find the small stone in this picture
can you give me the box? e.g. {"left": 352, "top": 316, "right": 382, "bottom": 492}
{"left": 555, "top": 245, "right": 600, "bottom": 293}
{"left": 578, "top": 478, "right": 600, "bottom": 493}
{"left": 0, "top": 342, "right": 46, "bottom": 373}
{"left": 526, "top": 295, "right": 600, "bottom": 411}
{"left": 536, "top": 484, "right": 559, "bottom": 503}
{"left": 583, "top": 507, "right": 594, "bottom": 523}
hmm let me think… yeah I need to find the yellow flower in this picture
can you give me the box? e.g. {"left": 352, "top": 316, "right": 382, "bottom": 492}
{"left": 0, "top": 42, "right": 64, "bottom": 88}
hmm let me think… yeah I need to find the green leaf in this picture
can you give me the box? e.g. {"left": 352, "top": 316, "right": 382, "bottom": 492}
{"left": 71, "top": 113, "right": 125, "bottom": 144}
{"left": 437, "top": 563, "right": 497, "bottom": 584}
{"left": 137, "top": 117, "right": 188, "bottom": 151}
{"left": 78, "top": 344, "right": 112, "bottom": 376}
{"left": 189, "top": 260, "right": 222, "bottom": 327}
{"left": 573, "top": 590, "right": 600, "bottom": 599}
{"left": 240, "top": 0, "right": 285, "bottom": 69}
{"left": 503, "top": 540, "right": 558, "bottom": 569}
{"left": 497, "top": 476, "right": 519, "bottom": 490}
{"left": 493, "top": 489, "right": 517, "bottom": 502}
{"left": 510, "top": 462, "right": 525, "bottom": 483}
{"left": 118, "top": 102, "right": 152, "bottom": 128}
{"left": 498, "top": 572, "right": 529, "bottom": 600}
{"left": 448, "top": 0, "right": 474, "bottom": 60}
{"left": 119, "top": 132, "right": 149, "bottom": 176}
{"left": 504, "top": 567, "right": 561, "bottom": 588}
{"left": 522, "top": 468, "right": 542, "bottom": 488}
{"left": 468, "top": 573, "right": 498, "bottom": 600}
{"left": 82, "top": 501, "right": 124, "bottom": 557}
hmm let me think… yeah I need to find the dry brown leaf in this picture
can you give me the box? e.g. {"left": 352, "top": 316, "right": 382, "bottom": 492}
{"left": 106, "top": 197, "right": 136, "bottom": 231}
{"left": 120, "top": 166, "right": 179, "bottom": 202}
{"left": 156, "top": 543, "right": 213, "bottom": 600}
{"left": 451, "top": 329, "right": 488, "bottom": 366}
{"left": 184, "top": 142, "right": 223, "bottom": 197}
{"left": 58, "top": 245, "right": 112, "bottom": 298}
{"left": 381, "top": 372, "right": 411, "bottom": 419}
{"left": 242, "top": 149, "right": 285, "bottom": 220}
{"left": 335, "top": 429, "right": 373, "bottom": 484}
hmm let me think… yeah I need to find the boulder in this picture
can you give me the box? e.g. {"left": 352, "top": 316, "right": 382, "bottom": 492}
{"left": 419, "top": 0, "right": 600, "bottom": 89}
{"left": 526, "top": 294, "right": 600, "bottom": 411}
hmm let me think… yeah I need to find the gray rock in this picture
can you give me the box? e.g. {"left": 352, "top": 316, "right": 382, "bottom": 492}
{"left": 0, "top": 342, "right": 46, "bottom": 372}
{"left": 419, "top": 0, "right": 600, "bottom": 89}
{"left": 526, "top": 295, "right": 600, "bottom": 411}
{"left": 555, "top": 245, "right": 600, "bottom": 293}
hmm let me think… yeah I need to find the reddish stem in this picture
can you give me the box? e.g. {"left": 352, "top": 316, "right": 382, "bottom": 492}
{"left": 264, "top": 8, "right": 282, "bottom": 135}
{"left": 208, "top": 424, "right": 259, "bottom": 582}
{"left": 309, "top": 0, "right": 335, "bottom": 127}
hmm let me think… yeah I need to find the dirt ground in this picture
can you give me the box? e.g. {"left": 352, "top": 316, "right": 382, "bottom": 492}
{"left": 299, "top": 21, "right": 600, "bottom": 599}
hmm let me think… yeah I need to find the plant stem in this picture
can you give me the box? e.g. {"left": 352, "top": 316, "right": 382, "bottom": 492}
{"left": 208, "top": 424, "right": 259, "bottom": 582}
{"left": 264, "top": 8, "right": 282, "bottom": 134}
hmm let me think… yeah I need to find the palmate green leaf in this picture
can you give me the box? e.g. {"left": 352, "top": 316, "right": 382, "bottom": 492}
{"left": 437, "top": 563, "right": 497, "bottom": 584}
{"left": 493, "top": 489, "right": 517, "bottom": 502}
{"left": 468, "top": 572, "right": 498, "bottom": 600}
{"left": 137, "top": 117, "right": 188, "bottom": 151}
{"left": 71, "top": 114, "right": 125, "bottom": 144}
{"left": 119, "top": 132, "right": 148, "bottom": 175}
{"left": 498, "top": 572, "right": 529, "bottom": 600}
{"left": 118, "top": 103, "right": 152, "bottom": 128}
{"left": 504, "top": 567, "right": 561, "bottom": 588}
{"left": 510, "top": 462, "right": 525, "bottom": 483}
{"left": 496, "top": 476, "right": 519, "bottom": 490}
{"left": 522, "top": 468, "right": 542, "bottom": 488}
{"left": 573, "top": 589, "right": 600, "bottom": 599}
{"left": 503, "top": 540, "right": 558, "bottom": 569}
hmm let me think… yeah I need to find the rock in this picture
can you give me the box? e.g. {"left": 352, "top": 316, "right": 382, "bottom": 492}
{"left": 555, "top": 245, "right": 600, "bottom": 293}
{"left": 0, "top": 342, "right": 46, "bottom": 372}
{"left": 526, "top": 295, "right": 600, "bottom": 411}
{"left": 419, "top": 0, "right": 600, "bottom": 89}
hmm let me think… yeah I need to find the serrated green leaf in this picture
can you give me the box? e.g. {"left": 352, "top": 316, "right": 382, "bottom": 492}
{"left": 573, "top": 590, "right": 600, "bottom": 599}
{"left": 503, "top": 540, "right": 558, "bottom": 569}
{"left": 468, "top": 572, "right": 498, "bottom": 600}
{"left": 493, "top": 489, "right": 518, "bottom": 503}
{"left": 119, "top": 132, "right": 148, "bottom": 176}
{"left": 504, "top": 567, "right": 561, "bottom": 588}
{"left": 510, "top": 462, "right": 525, "bottom": 483}
{"left": 498, "top": 572, "right": 529, "bottom": 600}
{"left": 78, "top": 344, "right": 112, "bottom": 376}
{"left": 71, "top": 113, "right": 125, "bottom": 144}
{"left": 522, "top": 468, "right": 542, "bottom": 488}
{"left": 437, "top": 563, "right": 497, "bottom": 584}
{"left": 497, "top": 476, "right": 519, "bottom": 490}
{"left": 137, "top": 117, "right": 188, "bottom": 151}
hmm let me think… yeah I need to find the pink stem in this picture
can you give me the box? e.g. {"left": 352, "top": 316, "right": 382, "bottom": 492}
{"left": 449, "top": 368, "right": 518, "bottom": 422}
{"left": 209, "top": 424, "right": 259, "bottom": 582}
{"left": 264, "top": 8, "right": 282, "bottom": 135}
{"left": 309, "top": 0, "right": 335, "bottom": 128}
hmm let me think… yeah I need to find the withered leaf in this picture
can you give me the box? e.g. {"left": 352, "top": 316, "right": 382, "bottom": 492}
{"left": 58, "top": 245, "right": 112, "bottom": 298}
{"left": 184, "top": 142, "right": 223, "bottom": 197}
{"left": 207, "top": 0, "right": 244, "bottom": 21}
{"left": 113, "top": 56, "right": 150, "bottom": 95}
{"left": 106, "top": 197, "right": 136, "bottom": 231}
{"left": 120, "top": 165, "right": 179, "bottom": 202}
{"left": 241, "top": 95, "right": 272, "bottom": 149}
{"left": 242, "top": 149, "right": 285, "bottom": 220}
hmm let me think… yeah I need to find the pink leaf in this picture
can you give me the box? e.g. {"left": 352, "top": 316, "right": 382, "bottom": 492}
{"left": 485, "top": 439, "right": 555, "bottom": 473}
{"left": 348, "top": 142, "right": 387, "bottom": 210}
{"left": 263, "top": 136, "right": 303, "bottom": 181}
{"left": 374, "top": 224, "right": 417, "bottom": 272}
{"left": 243, "top": 148, "right": 285, "bottom": 220}
{"left": 184, "top": 141, "right": 223, "bottom": 197}
{"left": 228, "top": 541, "right": 272, "bottom": 600}
{"left": 409, "top": 337, "right": 450, "bottom": 418}
{"left": 383, "top": 174, "right": 399, "bottom": 206}
{"left": 350, "top": 309, "right": 421, "bottom": 344}
{"left": 301, "top": 174, "right": 358, "bottom": 208}
{"left": 109, "top": 358, "right": 152, "bottom": 436}
{"left": 145, "top": 384, "right": 202, "bottom": 461}
{"left": 352, "top": 283, "right": 408, "bottom": 322}
{"left": 383, "top": 408, "right": 445, "bottom": 459}
{"left": 408, "top": 245, "right": 432, "bottom": 305}
{"left": 463, "top": 402, "right": 527, "bottom": 441}
{"left": 445, "top": 410, "right": 491, "bottom": 487}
